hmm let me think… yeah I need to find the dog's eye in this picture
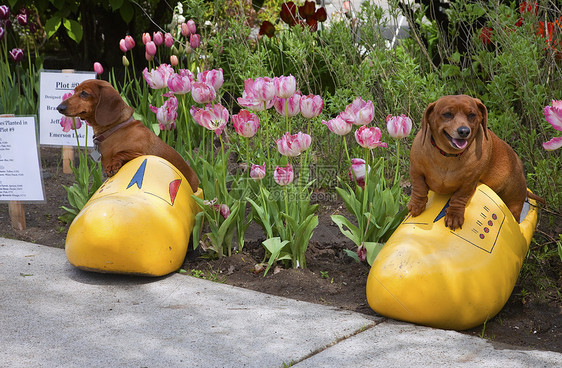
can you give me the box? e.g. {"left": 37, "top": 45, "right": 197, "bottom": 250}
{"left": 468, "top": 113, "right": 477, "bottom": 119}
{"left": 442, "top": 112, "right": 454, "bottom": 119}
{"left": 79, "top": 91, "right": 90, "bottom": 99}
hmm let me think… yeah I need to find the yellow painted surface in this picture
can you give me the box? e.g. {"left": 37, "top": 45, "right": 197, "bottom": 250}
{"left": 66, "top": 156, "right": 202, "bottom": 276}
{"left": 366, "top": 183, "right": 538, "bottom": 330}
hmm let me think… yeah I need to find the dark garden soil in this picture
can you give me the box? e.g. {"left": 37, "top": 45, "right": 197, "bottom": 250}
{"left": 1, "top": 147, "right": 561, "bottom": 353}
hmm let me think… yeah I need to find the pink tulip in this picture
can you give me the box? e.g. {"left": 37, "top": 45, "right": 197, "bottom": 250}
{"left": 250, "top": 163, "right": 266, "bottom": 180}
{"left": 143, "top": 64, "right": 174, "bottom": 89}
{"left": 348, "top": 158, "right": 369, "bottom": 188}
{"left": 340, "top": 97, "right": 374, "bottom": 125}
{"left": 386, "top": 114, "right": 413, "bottom": 139}
{"left": 119, "top": 39, "right": 128, "bottom": 53}
{"left": 277, "top": 132, "right": 311, "bottom": 157}
{"left": 153, "top": 31, "right": 164, "bottom": 45}
{"left": 274, "top": 75, "right": 297, "bottom": 99}
{"left": 237, "top": 78, "right": 274, "bottom": 111}
{"left": 190, "top": 104, "right": 229, "bottom": 136}
{"left": 142, "top": 32, "right": 152, "bottom": 45}
{"left": 0, "top": 5, "right": 9, "bottom": 20}
{"left": 93, "top": 62, "right": 103, "bottom": 75}
{"left": 197, "top": 68, "right": 224, "bottom": 92}
{"left": 274, "top": 164, "right": 294, "bottom": 186}
{"left": 17, "top": 13, "right": 27, "bottom": 26}
{"left": 322, "top": 116, "right": 352, "bottom": 136}
{"left": 170, "top": 55, "right": 179, "bottom": 66}
{"left": 300, "top": 94, "right": 323, "bottom": 118}
{"left": 355, "top": 125, "right": 388, "bottom": 149}
{"left": 232, "top": 110, "right": 260, "bottom": 138}
{"left": 145, "top": 40, "right": 157, "bottom": 56}
{"left": 149, "top": 96, "right": 178, "bottom": 130}
{"left": 190, "top": 33, "right": 201, "bottom": 49}
{"left": 181, "top": 22, "right": 190, "bottom": 37}
{"left": 187, "top": 19, "right": 197, "bottom": 34}
{"left": 191, "top": 82, "right": 216, "bottom": 104}
{"left": 543, "top": 100, "right": 562, "bottom": 151}
{"left": 145, "top": 52, "right": 154, "bottom": 62}
{"left": 124, "top": 35, "right": 135, "bottom": 50}
{"left": 164, "top": 32, "right": 174, "bottom": 47}
{"left": 253, "top": 77, "right": 276, "bottom": 102}
{"left": 273, "top": 93, "right": 301, "bottom": 117}
{"left": 167, "top": 73, "right": 192, "bottom": 94}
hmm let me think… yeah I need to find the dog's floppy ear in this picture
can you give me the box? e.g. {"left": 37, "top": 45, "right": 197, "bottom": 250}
{"left": 421, "top": 101, "right": 436, "bottom": 145}
{"left": 95, "top": 83, "right": 134, "bottom": 126}
{"left": 474, "top": 98, "right": 489, "bottom": 140}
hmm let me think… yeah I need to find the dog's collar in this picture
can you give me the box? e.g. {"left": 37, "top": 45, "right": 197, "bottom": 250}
{"left": 430, "top": 135, "right": 464, "bottom": 157}
{"left": 93, "top": 116, "right": 136, "bottom": 145}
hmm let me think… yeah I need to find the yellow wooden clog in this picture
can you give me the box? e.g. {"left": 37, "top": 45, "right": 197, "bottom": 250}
{"left": 65, "top": 155, "right": 203, "bottom": 276}
{"left": 366, "top": 183, "right": 538, "bottom": 330}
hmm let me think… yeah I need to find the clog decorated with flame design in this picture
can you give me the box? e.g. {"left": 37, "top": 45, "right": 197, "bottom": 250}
{"left": 66, "top": 155, "right": 202, "bottom": 276}
{"left": 366, "top": 183, "right": 538, "bottom": 330}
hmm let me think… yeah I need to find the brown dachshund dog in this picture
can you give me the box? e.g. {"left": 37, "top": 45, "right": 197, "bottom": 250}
{"left": 408, "top": 95, "right": 541, "bottom": 230}
{"left": 57, "top": 79, "right": 199, "bottom": 192}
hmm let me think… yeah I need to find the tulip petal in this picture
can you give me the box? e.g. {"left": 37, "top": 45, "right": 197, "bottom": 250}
{"left": 542, "top": 136, "right": 562, "bottom": 151}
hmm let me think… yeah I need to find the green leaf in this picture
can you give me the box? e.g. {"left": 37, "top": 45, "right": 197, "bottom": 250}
{"left": 44, "top": 17, "right": 62, "bottom": 39}
{"left": 119, "top": 1, "right": 134, "bottom": 23}
{"left": 262, "top": 237, "right": 290, "bottom": 276}
{"left": 109, "top": 0, "right": 124, "bottom": 9}
{"left": 364, "top": 242, "right": 384, "bottom": 265}
{"left": 343, "top": 249, "right": 360, "bottom": 263}
{"left": 63, "top": 19, "right": 83, "bottom": 43}
{"left": 331, "top": 215, "right": 361, "bottom": 246}
{"left": 192, "top": 211, "right": 205, "bottom": 251}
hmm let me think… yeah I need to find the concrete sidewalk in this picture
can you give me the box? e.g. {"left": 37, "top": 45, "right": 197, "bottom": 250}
{"left": 1, "top": 238, "right": 560, "bottom": 367}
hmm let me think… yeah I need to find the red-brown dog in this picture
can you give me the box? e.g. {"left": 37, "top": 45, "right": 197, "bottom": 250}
{"left": 57, "top": 79, "right": 199, "bottom": 192}
{"left": 408, "top": 95, "right": 541, "bottom": 230}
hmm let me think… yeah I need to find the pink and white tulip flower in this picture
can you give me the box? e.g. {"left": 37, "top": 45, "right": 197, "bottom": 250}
{"left": 198, "top": 68, "right": 224, "bottom": 92}
{"left": 277, "top": 132, "right": 311, "bottom": 157}
{"left": 190, "top": 103, "right": 229, "bottom": 136}
{"left": 150, "top": 96, "right": 178, "bottom": 130}
{"left": 164, "top": 32, "right": 174, "bottom": 47}
{"left": 340, "top": 97, "right": 374, "bottom": 126}
{"left": 119, "top": 39, "right": 128, "bottom": 53}
{"left": 143, "top": 64, "right": 174, "bottom": 89}
{"left": 253, "top": 77, "right": 276, "bottom": 102}
{"left": 355, "top": 125, "right": 388, "bottom": 149}
{"left": 187, "top": 19, "right": 196, "bottom": 34}
{"left": 219, "top": 204, "right": 230, "bottom": 219}
{"left": 300, "top": 94, "right": 323, "bottom": 118}
{"left": 181, "top": 22, "right": 190, "bottom": 37}
{"left": 190, "top": 33, "right": 200, "bottom": 49}
{"left": 238, "top": 78, "right": 274, "bottom": 111}
{"left": 167, "top": 73, "right": 192, "bottom": 94}
{"left": 274, "top": 164, "right": 294, "bottom": 186}
{"left": 93, "top": 62, "right": 103, "bottom": 75}
{"left": 386, "top": 114, "right": 413, "bottom": 139}
{"left": 273, "top": 93, "right": 301, "bottom": 117}
{"left": 348, "top": 158, "right": 369, "bottom": 188}
{"left": 250, "top": 163, "right": 266, "bottom": 180}
{"left": 232, "top": 110, "right": 260, "bottom": 138}
{"left": 274, "top": 75, "right": 297, "bottom": 99}
{"left": 322, "top": 116, "right": 353, "bottom": 136}
{"left": 191, "top": 82, "right": 216, "bottom": 104}
{"left": 153, "top": 31, "right": 164, "bottom": 45}
{"left": 543, "top": 100, "right": 562, "bottom": 151}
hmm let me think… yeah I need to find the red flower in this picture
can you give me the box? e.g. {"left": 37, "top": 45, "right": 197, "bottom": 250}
{"left": 514, "top": 17, "right": 523, "bottom": 27}
{"left": 259, "top": 20, "right": 275, "bottom": 38}
{"left": 479, "top": 27, "right": 493, "bottom": 45}
{"left": 315, "top": 7, "right": 327, "bottom": 23}
{"left": 298, "top": 0, "right": 316, "bottom": 19}
{"left": 306, "top": 17, "right": 318, "bottom": 32}
{"left": 519, "top": 1, "right": 538, "bottom": 15}
{"left": 280, "top": 2, "right": 298, "bottom": 26}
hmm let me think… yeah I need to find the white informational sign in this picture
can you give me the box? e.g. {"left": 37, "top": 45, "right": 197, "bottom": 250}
{"left": 0, "top": 116, "right": 45, "bottom": 202}
{"left": 39, "top": 70, "right": 96, "bottom": 147}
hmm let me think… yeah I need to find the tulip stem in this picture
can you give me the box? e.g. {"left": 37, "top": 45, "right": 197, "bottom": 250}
{"left": 394, "top": 140, "right": 400, "bottom": 185}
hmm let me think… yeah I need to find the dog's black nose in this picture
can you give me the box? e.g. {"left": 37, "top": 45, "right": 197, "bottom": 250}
{"left": 457, "top": 126, "right": 470, "bottom": 138}
{"left": 56, "top": 103, "right": 67, "bottom": 114}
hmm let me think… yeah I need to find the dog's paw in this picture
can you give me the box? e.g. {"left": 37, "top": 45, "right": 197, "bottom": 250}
{"left": 408, "top": 199, "right": 426, "bottom": 217}
{"left": 105, "top": 163, "right": 122, "bottom": 177}
{"left": 444, "top": 211, "right": 464, "bottom": 230}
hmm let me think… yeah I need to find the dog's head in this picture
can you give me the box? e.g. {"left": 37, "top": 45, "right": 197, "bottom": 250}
{"left": 421, "top": 95, "right": 488, "bottom": 155}
{"left": 56, "top": 79, "right": 134, "bottom": 128}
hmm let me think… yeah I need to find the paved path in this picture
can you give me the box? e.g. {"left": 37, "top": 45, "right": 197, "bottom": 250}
{"left": 1, "top": 238, "right": 561, "bottom": 367}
